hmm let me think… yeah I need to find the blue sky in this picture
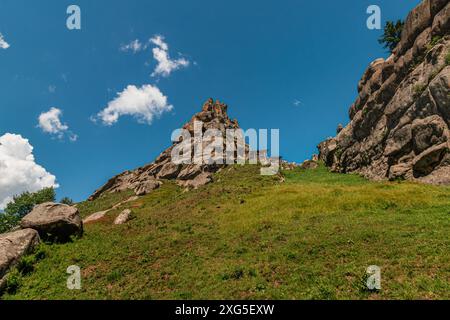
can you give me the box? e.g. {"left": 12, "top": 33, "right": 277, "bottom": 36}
{"left": 0, "top": 0, "right": 420, "bottom": 204}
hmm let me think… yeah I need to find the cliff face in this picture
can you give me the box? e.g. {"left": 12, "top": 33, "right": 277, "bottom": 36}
{"left": 319, "top": 0, "right": 450, "bottom": 184}
{"left": 89, "top": 99, "right": 240, "bottom": 200}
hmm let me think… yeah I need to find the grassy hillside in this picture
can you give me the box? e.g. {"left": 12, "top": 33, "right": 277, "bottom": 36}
{"left": 2, "top": 165, "right": 449, "bottom": 300}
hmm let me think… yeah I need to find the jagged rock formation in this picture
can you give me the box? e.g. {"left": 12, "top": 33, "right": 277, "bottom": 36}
{"left": 319, "top": 0, "right": 450, "bottom": 184}
{"left": 89, "top": 98, "right": 241, "bottom": 200}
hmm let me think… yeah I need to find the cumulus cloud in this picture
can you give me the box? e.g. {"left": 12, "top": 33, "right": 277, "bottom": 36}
{"left": 0, "top": 133, "right": 58, "bottom": 210}
{"left": 0, "top": 33, "right": 10, "bottom": 49}
{"left": 38, "top": 107, "right": 78, "bottom": 141}
{"left": 150, "top": 35, "right": 189, "bottom": 77}
{"left": 120, "top": 39, "right": 146, "bottom": 53}
{"left": 94, "top": 84, "right": 173, "bottom": 126}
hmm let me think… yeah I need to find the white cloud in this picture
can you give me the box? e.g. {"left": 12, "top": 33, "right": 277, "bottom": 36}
{"left": 293, "top": 99, "right": 303, "bottom": 107}
{"left": 120, "top": 39, "right": 146, "bottom": 53}
{"left": 0, "top": 133, "right": 58, "bottom": 210}
{"left": 0, "top": 33, "right": 10, "bottom": 49}
{"left": 94, "top": 84, "right": 173, "bottom": 126}
{"left": 150, "top": 35, "right": 189, "bottom": 77}
{"left": 38, "top": 107, "right": 77, "bottom": 141}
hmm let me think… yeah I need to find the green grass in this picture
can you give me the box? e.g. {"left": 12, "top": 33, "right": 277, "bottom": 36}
{"left": 2, "top": 165, "right": 449, "bottom": 300}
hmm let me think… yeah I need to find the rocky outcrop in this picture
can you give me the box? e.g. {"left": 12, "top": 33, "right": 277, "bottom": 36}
{"left": 89, "top": 98, "right": 242, "bottom": 200}
{"left": 319, "top": 0, "right": 450, "bottom": 184}
{"left": 21, "top": 203, "right": 83, "bottom": 242}
{"left": 0, "top": 229, "right": 40, "bottom": 290}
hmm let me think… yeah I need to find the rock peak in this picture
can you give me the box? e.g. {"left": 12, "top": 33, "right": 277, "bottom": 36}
{"left": 201, "top": 98, "right": 228, "bottom": 114}
{"left": 89, "top": 98, "right": 240, "bottom": 200}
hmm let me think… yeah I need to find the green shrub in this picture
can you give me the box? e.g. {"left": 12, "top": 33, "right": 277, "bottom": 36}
{"left": 430, "top": 35, "right": 442, "bottom": 47}
{"left": 446, "top": 51, "right": 450, "bottom": 66}
{"left": 60, "top": 197, "right": 74, "bottom": 205}
{"left": 4, "top": 269, "right": 22, "bottom": 294}
{"left": 378, "top": 20, "right": 404, "bottom": 53}
{"left": 0, "top": 213, "right": 21, "bottom": 234}
{"left": 16, "top": 255, "right": 35, "bottom": 275}
{"left": 33, "top": 244, "right": 48, "bottom": 261}
{"left": 413, "top": 83, "right": 426, "bottom": 97}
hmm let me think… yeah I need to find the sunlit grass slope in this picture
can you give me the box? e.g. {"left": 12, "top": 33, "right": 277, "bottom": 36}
{"left": 3, "top": 165, "right": 449, "bottom": 300}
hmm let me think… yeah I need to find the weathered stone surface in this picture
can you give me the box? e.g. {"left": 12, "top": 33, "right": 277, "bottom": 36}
{"left": 413, "top": 142, "right": 449, "bottom": 176}
{"left": 21, "top": 203, "right": 83, "bottom": 242}
{"left": 397, "top": 0, "right": 431, "bottom": 55}
{"left": 432, "top": 1, "right": 450, "bottom": 35}
{"left": 430, "top": 0, "right": 448, "bottom": 16}
{"left": 0, "top": 229, "right": 40, "bottom": 290}
{"left": 89, "top": 98, "right": 242, "bottom": 199}
{"left": 411, "top": 115, "right": 449, "bottom": 154}
{"left": 319, "top": 2, "right": 450, "bottom": 185}
{"left": 177, "top": 164, "right": 203, "bottom": 180}
{"left": 114, "top": 209, "right": 133, "bottom": 225}
{"left": 177, "top": 172, "right": 213, "bottom": 189}
{"left": 157, "top": 162, "right": 182, "bottom": 180}
{"left": 83, "top": 210, "right": 108, "bottom": 224}
{"left": 385, "top": 124, "right": 412, "bottom": 157}
{"left": 301, "top": 160, "right": 319, "bottom": 170}
{"left": 389, "top": 162, "right": 412, "bottom": 180}
{"left": 134, "top": 179, "right": 161, "bottom": 196}
{"left": 318, "top": 138, "right": 338, "bottom": 168}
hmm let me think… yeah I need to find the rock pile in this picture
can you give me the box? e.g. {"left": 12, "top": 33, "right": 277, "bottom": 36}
{"left": 319, "top": 0, "right": 450, "bottom": 184}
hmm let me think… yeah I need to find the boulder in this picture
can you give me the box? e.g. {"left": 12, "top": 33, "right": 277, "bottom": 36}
{"left": 177, "top": 164, "right": 203, "bottom": 180}
{"left": 301, "top": 160, "right": 319, "bottom": 170}
{"left": 134, "top": 179, "right": 162, "bottom": 196}
{"left": 157, "top": 162, "right": 182, "bottom": 180}
{"left": 177, "top": 172, "right": 213, "bottom": 189}
{"left": 0, "top": 229, "right": 40, "bottom": 290}
{"left": 21, "top": 203, "right": 83, "bottom": 242}
{"left": 83, "top": 210, "right": 108, "bottom": 224}
{"left": 114, "top": 209, "right": 133, "bottom": 225}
